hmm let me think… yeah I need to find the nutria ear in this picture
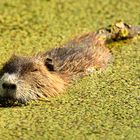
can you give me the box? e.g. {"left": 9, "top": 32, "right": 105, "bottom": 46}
{"left": 44, "top": 58, "right": 54, "bottom": 71}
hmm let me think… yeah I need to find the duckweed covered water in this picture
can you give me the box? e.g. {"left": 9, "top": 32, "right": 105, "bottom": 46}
{"left": 0, "top": 0, "right": 140, "bottom": 139}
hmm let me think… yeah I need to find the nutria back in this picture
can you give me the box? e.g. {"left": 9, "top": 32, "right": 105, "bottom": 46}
{"left": 45, "top": 32, "right": 111, "bottom": 76}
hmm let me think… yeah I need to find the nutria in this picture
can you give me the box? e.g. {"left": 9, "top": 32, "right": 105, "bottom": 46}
{"left": 0, "top": 22, "right": 140, "bottom": 104}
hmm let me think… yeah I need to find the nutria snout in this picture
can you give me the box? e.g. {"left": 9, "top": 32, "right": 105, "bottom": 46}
{"left": 0, "top": 22, "right": 139, "bottom": 103}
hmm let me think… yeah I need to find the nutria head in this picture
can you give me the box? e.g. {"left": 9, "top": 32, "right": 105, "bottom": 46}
{"left": 0, "top": 55, "right": 66, "bottom": 103}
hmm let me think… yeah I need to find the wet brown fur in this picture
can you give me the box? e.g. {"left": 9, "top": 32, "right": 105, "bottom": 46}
{"left": 45, "top": 32, "right": 111, "bottom": 77}
{"left": 40, "top": 32, "right": 111, "bottom": 97}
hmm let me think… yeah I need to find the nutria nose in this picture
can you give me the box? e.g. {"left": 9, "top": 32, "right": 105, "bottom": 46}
{"left": 2, "top": 83, "right": 17, "bottom": 90}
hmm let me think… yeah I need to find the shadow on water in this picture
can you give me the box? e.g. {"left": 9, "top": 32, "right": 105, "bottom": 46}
{"left": 0, "top": 97, "right": 28, "bottom": 107}
{"left": 0, "top": 97, "right": 50, "bottom": 107}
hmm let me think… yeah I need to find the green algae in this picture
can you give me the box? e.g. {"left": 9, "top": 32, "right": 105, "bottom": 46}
{"left": 0, "top": 0, "right": 140, "bottom": 139}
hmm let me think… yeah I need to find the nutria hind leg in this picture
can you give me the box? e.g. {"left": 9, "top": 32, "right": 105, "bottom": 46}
{"left": 76, "top": 49, "right": 112, "bottom": 78}
{"left": 89, "top": 42, "right": 113, "bottom": 72}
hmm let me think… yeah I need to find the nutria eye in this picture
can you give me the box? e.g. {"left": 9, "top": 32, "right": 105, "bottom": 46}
{"left": 31, "top": 69, "right": 38, "bottom": 72}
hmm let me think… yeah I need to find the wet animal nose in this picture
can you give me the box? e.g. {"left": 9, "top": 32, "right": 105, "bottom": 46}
{"left": 2, "top": 83, "right": 17, "bottom": 90}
